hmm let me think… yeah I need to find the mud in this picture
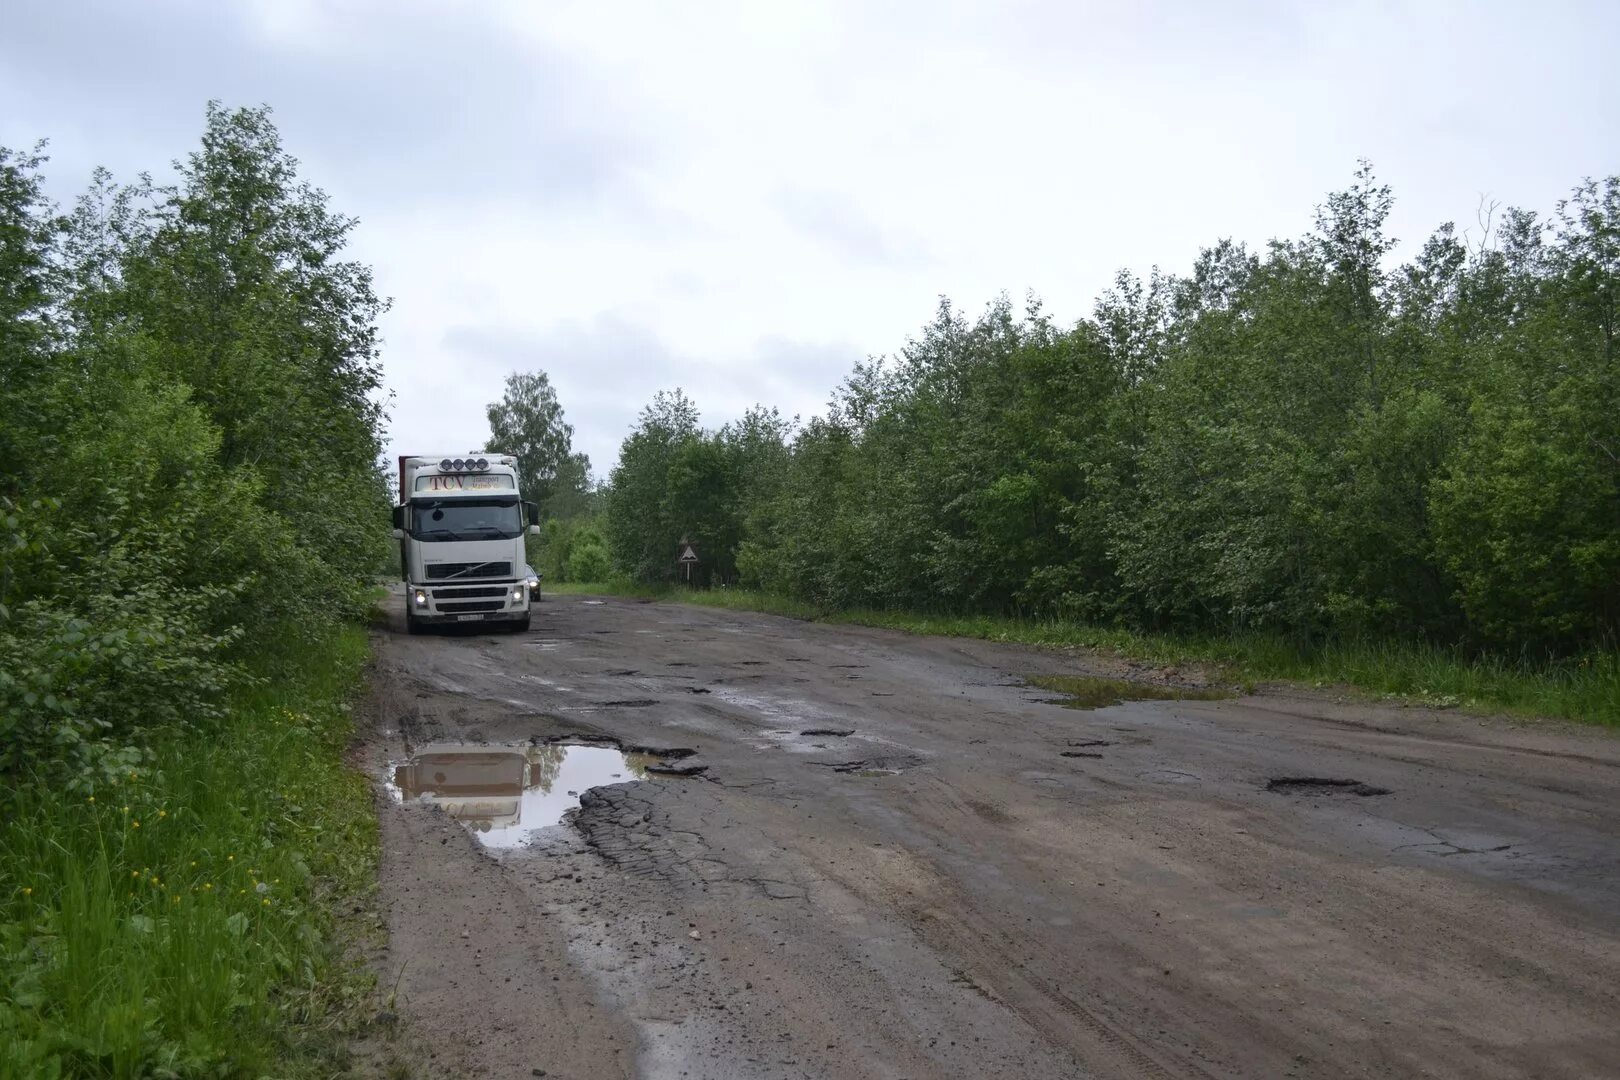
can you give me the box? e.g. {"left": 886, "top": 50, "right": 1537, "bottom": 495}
{"left": 360, "top": 587, "right": 1620, "bottom": 1079}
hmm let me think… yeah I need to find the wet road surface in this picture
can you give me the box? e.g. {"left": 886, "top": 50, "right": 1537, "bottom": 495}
{"left": 360, "top": 590, "right": 1620, "bottom": 1079}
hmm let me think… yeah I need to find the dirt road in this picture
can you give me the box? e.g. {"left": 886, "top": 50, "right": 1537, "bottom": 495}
{"left": 359, "top": 591, "right": 1620, "bottom": 1079}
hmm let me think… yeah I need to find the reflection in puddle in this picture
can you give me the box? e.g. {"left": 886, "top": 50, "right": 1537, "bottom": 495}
{"left": 388, "top": 743, "right": 661, "bottom": 849}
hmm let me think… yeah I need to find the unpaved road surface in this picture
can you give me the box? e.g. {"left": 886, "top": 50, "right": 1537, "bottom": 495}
{"left": 360, "top": 592, "right": 1620, "bottom": 1079}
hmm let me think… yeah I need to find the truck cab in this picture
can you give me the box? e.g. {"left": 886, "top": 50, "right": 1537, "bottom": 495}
{"left": 393, "top": 454, "right": 538, "bottom": 633}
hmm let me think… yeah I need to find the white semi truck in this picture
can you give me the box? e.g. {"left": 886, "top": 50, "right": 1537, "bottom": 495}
{"left": 391, "top": 454, "right": 539, "bottom": 633}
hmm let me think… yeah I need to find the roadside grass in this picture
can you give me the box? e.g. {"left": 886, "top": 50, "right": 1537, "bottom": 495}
{"left": 0, "top": 623, "right": 381, "bottom": 1077}
{"left": 549, "top": 581, "right": 1620, "bottom": 726}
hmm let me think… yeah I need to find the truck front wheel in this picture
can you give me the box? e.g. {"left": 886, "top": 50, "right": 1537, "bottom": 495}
{"left": 405, "top": 600, "right": 423, "bottom": 635}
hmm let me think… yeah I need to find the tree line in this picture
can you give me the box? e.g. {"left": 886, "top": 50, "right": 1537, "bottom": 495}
{"left": 596, "top": 166, "right": 1619, "bottom": 658}
{"left": 0, "top": 105, "right": 393, "bottom": 782}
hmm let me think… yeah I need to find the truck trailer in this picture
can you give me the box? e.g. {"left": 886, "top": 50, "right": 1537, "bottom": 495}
{"left": 392, "top": 454, "right": 539, "bottom": 633}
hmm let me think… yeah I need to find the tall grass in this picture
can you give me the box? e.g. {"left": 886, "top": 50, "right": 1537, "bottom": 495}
{"left": 0, "top": 624, "right": 380, "bottom": 1077}
{"left": 551, "top": 581, "right": 1620, "bottom": 726}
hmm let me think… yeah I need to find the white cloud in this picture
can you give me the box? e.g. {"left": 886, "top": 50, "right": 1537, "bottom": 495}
{"left": 3, "top": 0, "right": 1617, "bottom": 475}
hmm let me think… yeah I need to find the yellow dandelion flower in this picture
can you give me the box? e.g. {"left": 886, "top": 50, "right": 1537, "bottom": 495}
{"left": 158, "top": 810, "right": 167, "bottom": 819}
{"left": 21, "top": 887, "right": 31, "bottom": 897}
{"left": 122, "top": 806, "right": 130, "bottom": 814}
{"left": 262, "top": 898, "right": 271, "bottom": 906}
{"left": 87, "top": 796, "right": 95, "bottom": 803}
{"left": 131, "top": 821, "right": 140, "bottom": 829}
{"left": 203, "top": 883, "right": 213, "bottom": 891}
{"left": 189, "top": 861, "right": 197, "bottom": 869}
{"left": 227, "top": 855, "right": 234, "bottom": 861}
{"left": 132, "top": 870, "right": 140, "bottom": 878}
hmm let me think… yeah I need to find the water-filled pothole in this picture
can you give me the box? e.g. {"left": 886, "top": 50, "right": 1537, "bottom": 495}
{"left": 1028, "top": 674, "right": 1233, "bottom": 710}
{"left": 388, "top": 742, "right": 676, "bottom": 848}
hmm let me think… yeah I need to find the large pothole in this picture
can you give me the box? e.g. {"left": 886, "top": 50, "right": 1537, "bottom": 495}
{"left": 1266, "top": 776, "right": 1391, "bottom": 797}
{"left": 387, "top": 740, "right": 694, "bottom": 848}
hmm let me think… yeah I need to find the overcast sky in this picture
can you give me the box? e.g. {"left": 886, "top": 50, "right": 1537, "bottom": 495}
{"left": 5, "top": 0, "right": 1617, "bottom": 476}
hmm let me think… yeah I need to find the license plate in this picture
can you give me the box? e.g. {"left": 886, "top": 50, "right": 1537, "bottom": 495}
{"left": 456, "top": 614, "right": 484, "bottom": 622}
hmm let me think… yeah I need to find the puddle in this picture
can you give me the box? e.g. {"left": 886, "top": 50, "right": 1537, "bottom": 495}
{"left": 1027, "top": 674, "right": 1233, "bottom": 710}
{"left": 387, "top": 742, "right": 666, "bottom": 848}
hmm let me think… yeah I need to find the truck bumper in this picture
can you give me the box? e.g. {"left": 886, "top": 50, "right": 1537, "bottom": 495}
{"left": 405, "top": 581, "right": 530, "bottom": 625}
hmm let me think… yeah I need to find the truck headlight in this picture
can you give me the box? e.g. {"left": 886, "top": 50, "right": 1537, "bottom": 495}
{"left": 511, "top": 587, "right": 525, "bottom": 602}
{"left": 413, "top": 590, "right": 428, "bottom": 607}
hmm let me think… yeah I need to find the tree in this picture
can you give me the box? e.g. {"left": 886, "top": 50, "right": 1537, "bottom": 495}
{"left": 485, "top": 370, "right": 591, "bottom": 515}
{"left": 601, "top": 165, "right": 1620, "bottom": 659}
{"left": 604, "top": 389, "right": 700, "bottom": 581}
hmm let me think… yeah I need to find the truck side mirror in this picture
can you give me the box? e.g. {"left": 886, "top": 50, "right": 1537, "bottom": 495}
{"left": 391, "top": 505, "right": 406, "bottom": 530}
{"left": 523, "top": 501, "right": 539, "bottom": 525}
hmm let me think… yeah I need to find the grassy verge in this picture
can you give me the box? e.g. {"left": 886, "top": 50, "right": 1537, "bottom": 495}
{"left": 0, "top": 623, "right": 381, "bottom": 1077}
{"left": 549, "top": 581, "right": 1620, "bottom": 726}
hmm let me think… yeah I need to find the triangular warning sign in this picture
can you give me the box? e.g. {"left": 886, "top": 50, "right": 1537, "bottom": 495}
{"left": 679, "top": 545, "right": 699, "bottom": 562}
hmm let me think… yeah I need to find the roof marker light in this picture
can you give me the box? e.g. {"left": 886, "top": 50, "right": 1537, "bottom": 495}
{"left": 440, "top": 458, "right": 453, "bottom": 471}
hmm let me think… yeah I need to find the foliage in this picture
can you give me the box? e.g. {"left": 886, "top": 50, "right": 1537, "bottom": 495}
{"left": 0, "top": 104, "right": 392, "bottom": 783}
{"left": 536, "top": 514, "right": 611, "bottom": 583}
{"left": 603, "top": 166, "right": 1620, "bottom": 675}
{"left": 485, "top": 370, "right": 592, "bottom": 518}
{"left": 0, "top": 106, "right": 391, "bottom": 1075}
{"left": 0, "top": 624, "right": 379, "bottom": 1077}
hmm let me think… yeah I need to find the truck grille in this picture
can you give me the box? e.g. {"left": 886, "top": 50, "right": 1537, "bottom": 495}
{"left": 436, "top": 601, "right": 506, "bottom": 614}
{"left": 432, "top": 586, "right": 510, "bottom": 599}
{"left": 425, "top": 561, "right": 511, "bottom": 580}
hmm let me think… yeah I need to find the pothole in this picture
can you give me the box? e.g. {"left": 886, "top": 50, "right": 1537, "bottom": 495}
{"left": 386, "top": 741, "right": 691, "bottom": 848}
{"left": 1060, "top": 750, "right": 1104, "bottom": 759}
{"left": 1028, "top": 674, "right": 1233, "bottom": 710}
{"left": 815, "top": 754, "right": 919, "bottom": 775}
{"left": 596, "top": 698, "right": 659, "bottom": 708}
{"left": 800, "top": 727, "right": 854, "bottom": 737}
{"left": 1267, "top": 777, "right": 1391, "bottom": 797}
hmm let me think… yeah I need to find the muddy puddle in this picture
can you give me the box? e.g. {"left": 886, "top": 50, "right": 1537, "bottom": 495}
{"left": 1028, "top": 674, "right": 1233, "bottom": 710}
{"left": 388, "top": 742, "right": 664, "bottom": 849}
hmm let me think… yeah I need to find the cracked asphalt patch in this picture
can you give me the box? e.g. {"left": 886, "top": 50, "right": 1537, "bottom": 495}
{"left": 360, "top": 587, "right": 1620, "bottom": 1080}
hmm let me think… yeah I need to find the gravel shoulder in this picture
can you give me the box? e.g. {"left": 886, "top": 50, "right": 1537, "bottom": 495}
{"left": 358, "top": 589, "right": 1620, "bottom": 1079}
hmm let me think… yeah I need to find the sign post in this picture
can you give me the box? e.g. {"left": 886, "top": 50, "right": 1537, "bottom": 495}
{"left": 677, "top": 537, "right": 700, "bottom": 586}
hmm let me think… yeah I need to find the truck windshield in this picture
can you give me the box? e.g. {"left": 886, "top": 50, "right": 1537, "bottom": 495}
{"left": 410, "top": 498, "right": 522, "bottom": 542}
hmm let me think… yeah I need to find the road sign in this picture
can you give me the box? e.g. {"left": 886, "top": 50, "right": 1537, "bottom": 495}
{"left": 678, "top": 545, "right": 699, "bottom": 563}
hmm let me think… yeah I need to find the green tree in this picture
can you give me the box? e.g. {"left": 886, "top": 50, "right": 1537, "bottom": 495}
{"left": 486, "top": 370, "right": 592, "bottom": 516}
{"left": 605, "top": 389, "right": 701, "bottom": 581}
